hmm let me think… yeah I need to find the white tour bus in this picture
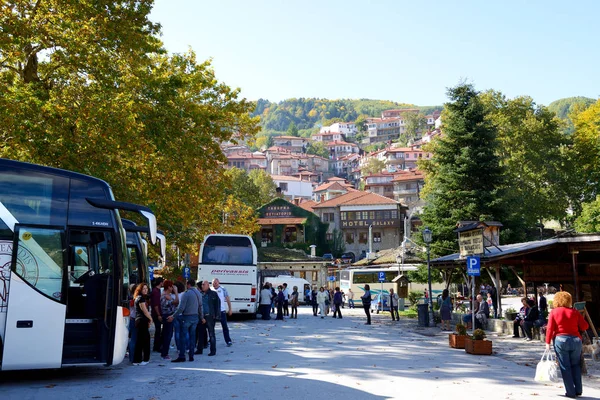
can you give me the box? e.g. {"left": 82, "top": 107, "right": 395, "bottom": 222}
{"left": 262, "top": 275, "right": 311, "bottom": 304}
{"left": 197, "top": 234, "right": 259, "bottom": 317}
{"left": 0, "top": 159, "right": 159, "bottom": 370}
{"left": 339, "top": 265, "right": 445, "bottom": 308}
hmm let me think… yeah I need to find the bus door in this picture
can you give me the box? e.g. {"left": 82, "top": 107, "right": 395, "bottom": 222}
{"left": 63, "top": 229, "right": 117, "bottom": 365}
{"left": 2, "top": 225, "right": 67, "bottom": 370}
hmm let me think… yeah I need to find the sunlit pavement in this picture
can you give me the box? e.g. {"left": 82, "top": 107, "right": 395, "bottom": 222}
{"left": 2, "top": 306, "right": 599, "bottom": 400}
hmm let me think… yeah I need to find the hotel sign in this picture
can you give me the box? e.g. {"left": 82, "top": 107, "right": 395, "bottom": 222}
{"left": 341, "top": 220, "right": 399, "bottom": 228}
{"left": 459, "top": 229, "right": 484, "bottom": 256}
{"left": 264, "top": 206, "right": 292, "bottom": 218}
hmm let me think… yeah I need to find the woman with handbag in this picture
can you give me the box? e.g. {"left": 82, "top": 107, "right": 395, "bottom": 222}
{"left": 545, "top": 291, "right": 589, "bottom": 398}
{"left": 133, "top": 283, "right": 153, "bottom": 366}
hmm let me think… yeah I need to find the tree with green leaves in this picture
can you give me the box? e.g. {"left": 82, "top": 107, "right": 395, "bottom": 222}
{"left": 419, "top": 83, "right": 505, "bottom": 256}
{"left": 482, "top": 91, "right": 571, "bottom": 238}
{"left": 404, "top": 112, "right": 429, "bottom": 140}
{"left": 0, "top": 1, "right": 260, "bottom": 252}
{"left": 287, "top": 121, "right": 299, "bottom": 137}
{"left": 574, "top": 196, "right": 600, "bottom": 233}
{"left": 361, "top": 157, "right": 387, "bottom": 176}
{"left": 248, "top": 169, "right": 278, "bottom": 207}
{"left": 305, "top": 141, "right": 329, "bottom": 158}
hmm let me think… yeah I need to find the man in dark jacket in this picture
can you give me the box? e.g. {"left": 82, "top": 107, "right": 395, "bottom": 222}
{"left": 198, "top": 280, "right": 221, "bottom": 356}
{"left": 523, "top": 298, "right": 540, "bottom": 341}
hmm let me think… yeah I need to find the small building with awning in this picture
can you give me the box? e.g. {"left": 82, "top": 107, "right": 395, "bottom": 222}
{"left": 429, "top": 232, "right": 600, "bottom": 325}
{"left": 255, "top": 198, "right": 328, "bottom": 250}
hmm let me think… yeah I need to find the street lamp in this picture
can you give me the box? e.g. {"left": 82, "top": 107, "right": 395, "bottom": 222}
{"left": 422, "top": 227, "right": 434, "bottom": 327}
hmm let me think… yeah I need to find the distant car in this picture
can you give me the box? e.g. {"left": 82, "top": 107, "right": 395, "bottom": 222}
{"left": 341, "top": 252, "right": 355, "bottom": 264}
{"left": 322, "top": 253, "right": 334, "bottom": 261}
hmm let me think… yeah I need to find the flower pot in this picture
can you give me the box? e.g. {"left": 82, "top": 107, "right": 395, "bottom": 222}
{"left": 449, "top": 333, "right": 466, "bottom": 349}
{"left": 465, "top": 337, "right": 492, "bottom": 355}
{"left": 505, "top": 311, "right": 517, "bottom": 321}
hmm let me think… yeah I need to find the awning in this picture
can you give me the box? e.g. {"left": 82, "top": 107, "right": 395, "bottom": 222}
{"left": 258, "top": 217, "right": 307, "bottom": 226}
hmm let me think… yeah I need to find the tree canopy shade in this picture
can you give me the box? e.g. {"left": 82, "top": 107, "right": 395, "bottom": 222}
{"left": 0, "top": 1, "right": 261, "bottom": 253}
{"left": 575, "top": 196, "right": 600, "bottom": 233}
{"left": 419, "top": 83, "right": 505, "bottom": 256}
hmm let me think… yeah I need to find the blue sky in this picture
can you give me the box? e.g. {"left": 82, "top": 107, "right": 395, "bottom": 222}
{"left": 151, "top": 0, "right": 599, "bottom": 106}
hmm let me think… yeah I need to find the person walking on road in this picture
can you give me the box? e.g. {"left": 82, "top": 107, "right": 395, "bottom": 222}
{"left": 167, "top": 279, "right": 202, "bottom": 363}
{"left": 361, "top": 285, "right": 372, "bottom": 325}
{"left": 133, "top": 283, "right": 153, "bottom": 366}
{"left": 311, "top": 287, "right": 319, "bottom": 316}
{"left": 212, "top": 278, "right": 233, "bottom": 347}
{"left": 199, "top": 280, "right": 220, "bottom": 356}
{"left": 347, "top": 289, "right": 355, "bottom": 309}
{"left": 389, "top": 288, "right": 400, "bottom": 321}
{"left": 332, "top": 287, "right": 343, "bottom": 319}
{"left": 290, "top": 286, "right": 299, "bottom": 319}
{"left": 440, "top": 289, "right": 452, "bottom": 330}
{"left": 546, "top": 291, "right": 589, "bottom": 399}
{"left": 317, "top": 287, "right": 328, "bottom": 319}
{"left": 260, "top": 283, "right": 273, "bottom": 320}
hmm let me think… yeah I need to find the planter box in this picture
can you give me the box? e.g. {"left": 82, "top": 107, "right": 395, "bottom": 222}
{"left": 465, "top": 338, "right": 492, "bottom": 355}
{"left": 449, "top": 334, "right": 466, "bottom": 349}
{"left": 505, "top": 312, "right": 518, "bottom": 321}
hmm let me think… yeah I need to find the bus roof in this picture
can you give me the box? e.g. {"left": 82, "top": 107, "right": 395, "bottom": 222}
{"left": 0, "top": 158, "right": 111, "bottom": 187}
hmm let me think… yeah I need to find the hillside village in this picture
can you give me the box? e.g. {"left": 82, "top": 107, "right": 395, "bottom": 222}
{"left": 223, "top": 108, "right": 443, "bottom": 261}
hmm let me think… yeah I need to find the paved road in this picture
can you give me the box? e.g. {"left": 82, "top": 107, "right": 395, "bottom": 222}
{"left": 1, "top": 307, "right": 599, "bottom": 400}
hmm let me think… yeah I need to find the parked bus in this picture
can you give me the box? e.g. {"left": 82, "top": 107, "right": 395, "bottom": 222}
{"left": 122, "top": 219, "right": 166, "bottom": 285}
{"left": 339, "top": 265, "right": 444, "bottom": 309}
{"left": 0, "top": 158, "right": 158, "bottom": 370}
{"left": 197, "top": 234, "right": 259, "bottom": 317}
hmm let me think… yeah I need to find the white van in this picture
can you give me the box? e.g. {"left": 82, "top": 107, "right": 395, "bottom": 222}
{"left": 263, "top": 276, "right": 311, "bottom": 304}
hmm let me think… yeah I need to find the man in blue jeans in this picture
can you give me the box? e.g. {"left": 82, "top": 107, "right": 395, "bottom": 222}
{"left": 212, "top": 278, "right": 233, "bottom": 346}
{"left": 167, "top": 279, "right": 202, "bottom": 362}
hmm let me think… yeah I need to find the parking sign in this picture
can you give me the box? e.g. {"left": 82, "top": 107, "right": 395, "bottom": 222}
{"left": 148, "top": 265, "right": 154, "bottom": 281}
{"left": 183, "top": 266, "right": 191, "bottom": 279}
{"left": 466, "top": 256, "right": 480, "bottom": 276}
{"left": 378, "top": 271, "right": 386, "bottom": 282}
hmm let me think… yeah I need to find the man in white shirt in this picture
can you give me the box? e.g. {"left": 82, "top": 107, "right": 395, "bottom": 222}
{"left": 212, "top": 278, "right": 233, "bottom": 346}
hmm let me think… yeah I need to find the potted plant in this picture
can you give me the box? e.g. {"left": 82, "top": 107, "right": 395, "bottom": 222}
{"left": 504, "top": 307, "right": 517, "bottom": 321}
{"left": 465, "top": 328, "right": 493, "bottom": 355}
{"left": 449, "top": 323, "right": 467, "bottom": 349}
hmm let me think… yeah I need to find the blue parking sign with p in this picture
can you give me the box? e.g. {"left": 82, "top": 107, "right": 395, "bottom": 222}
{"left": 378, "top": 271, "right": 386, "bottom": 282}
{"left": 466, "top": 256, "right": 480, "bottom": 276}
{"left": 183, "top": 266, "right": 191, "bottom": 279}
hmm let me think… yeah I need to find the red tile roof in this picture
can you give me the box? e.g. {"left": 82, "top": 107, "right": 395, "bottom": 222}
{"left": 313, "top": 191, "right": 400, "bottom": 208}
{"left": 298, "top": 200, "right": 318, "bottom": 213}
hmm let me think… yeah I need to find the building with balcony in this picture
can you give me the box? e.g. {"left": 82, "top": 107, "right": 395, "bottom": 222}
{"left": 312, "top": 131, "right": 345, "bottom": 143}
{"left": 312, "top": 191, "right": 406, "bottom": 257}
{"left": 225, "top": 151, "right": 268, "bottom": 172}
{"left": 364, "top": 173, "right": 395, "bottom": 199}
{"left": 313, "top": 177, "right": 355, "bottom": 202}
{"left": 327, "top": 140, "right": 360, "bottom": 159}
{"left": 272, "top": 135, "right": 309, "bottom": 154}
{"left": 392, "top": 169, "right": 424, "bottom": 205}
{"left": 320, "top": 122, "right": 357, "bottom": 137}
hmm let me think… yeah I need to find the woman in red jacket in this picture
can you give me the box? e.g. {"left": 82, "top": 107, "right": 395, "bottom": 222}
{"left": 545, "top": 291, "right": 589, "bottom": 398}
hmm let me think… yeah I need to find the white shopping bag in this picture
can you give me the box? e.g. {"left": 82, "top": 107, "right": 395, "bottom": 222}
{"left": 534, "top": 349, "right": 560, "bottom": 383}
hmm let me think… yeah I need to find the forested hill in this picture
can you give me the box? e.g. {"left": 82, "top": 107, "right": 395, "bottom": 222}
{"left": 547, "top": 96, "right": 595, "bottom": 120}
{"left": 252, "top": 98, "right": 443, "bottom": 133}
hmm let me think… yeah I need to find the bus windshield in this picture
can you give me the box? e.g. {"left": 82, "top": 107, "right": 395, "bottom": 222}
{"left": 201, "top": 235, "right": 254, "bottom": 265}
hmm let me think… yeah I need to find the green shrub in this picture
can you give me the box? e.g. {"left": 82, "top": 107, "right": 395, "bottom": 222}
{"left": 455, "top": 323, "right": 467, "bottom": 335}
{"left": 472, "top": 329, "right": 486, "bottom": 340}
{"left": 399, "top": 309, "right": 417, "bottom": 318}
{"left": 407, "top": 290, "right": 422, "bottom": 307}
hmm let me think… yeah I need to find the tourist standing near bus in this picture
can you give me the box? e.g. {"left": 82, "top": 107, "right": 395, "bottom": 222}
{"left": 150, "top": 277, "right": 164, "bottom": 353}
{"left": 128, "top": 284, "right": 138, "bottom": 363}
{"left": 317, "top": 287, "right": 328, "bottom": 319}
{"left": 290, "top": 286, "right": 299, "bottom": 319}
{"left": 260, "top": 283, "right": 273, "bottom": 320}
{"left": 212, "top": 278, "right": 233, "bottom": 347}
{"left": 133, "top": 283, "right": 153, "bottom": 366}
{"left": 545, "top": 291, "right": 589, "bottom": 398}
{"left": 361, "top": 285, "right": 372, "bottom": 325}
{"left": 347, "top": 289, "right": 355, "bottom": 308}
{"left": 312, "top": 287, "right": 319, "bottom": 316}
{"left": 160, "top": 280, "right": 178, "bottom": 360}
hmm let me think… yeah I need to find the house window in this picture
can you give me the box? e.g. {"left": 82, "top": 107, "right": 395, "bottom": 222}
{"left": 359, "top": 232, "right": 368, "bottom": 244}
{"left": 369, "top": 211, "right": 375, "bottom": 220}
{"left": 323, "top": 213, "right": 335, "bottom": 222}
{"left": 362, "top": 211, "right": 368, "bottom": 220}
{"left": 373, "top": 232, "right": 382, "bottom": 243}
{"left": 312, "top": 271, "right": 318, "bottom": 281}
{"left": 284, "top": 226, "right": 297, "bottom": 242}
{"left": 299, "top": 271, "right": 306, "bottom": 279}
{"left": 279, "top": 183, "right": 288, "bottom": 191}
{"left": 391, "top": 210, "right": 398, "bottom": 219}
{"left": 326, "top": 233, "right": 333, "bottom": 241}
{"left": 345, "top": 232, "right": 354, "bottom": 244}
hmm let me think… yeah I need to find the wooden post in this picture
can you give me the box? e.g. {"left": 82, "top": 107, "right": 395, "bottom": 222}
{"left": 496, "top": 266, "right": 502, "bottom": 318}
{"left": 571, "top": 250, "right": 580, "bottom": 302}
{"left": 509, "top": 266, "right": 526, "bottom": 297}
